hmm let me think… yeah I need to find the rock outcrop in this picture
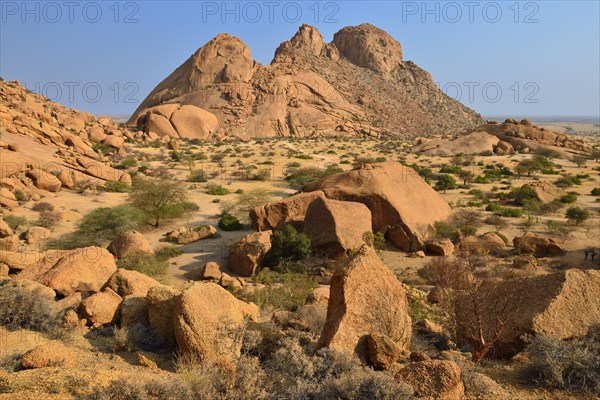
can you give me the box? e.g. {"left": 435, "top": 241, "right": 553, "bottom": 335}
{"left": 19, "top": 342, "right": 75, "bottom": 369}
{"left": 16, "top": 247, "right": 117, "bottom": 296}
{"left": 250, "top": 191, "right": 325, "bottom": 231}
{"left": 129, "top": 24, "right": 482, "bottom": 140}
{"left": 513, "top": 233, "right": 565, "bottom": 257}
{"left": 107, "top": 231, "right": 154, "bottom": 259}
{"left": 0, "top": 80, "right": 135, "bottom": 196}
{"left": 104, "top": 269, "right": 160, "bottom": 297}
{"left": 304, "top": 162, "right": 454, "bottom": 251}
{"left": 477, "top": 119, "right": 589, "bottom": 154}
{"left": 316, "top": 246, "right": 411, "bottom": 361}
{"left": 79, "top": 288, "right": 122, "bottom": 326}
{"left": 146, "top": 285, "right": 180, "bottom": 341}
{"left": 455, "top": 269, "right": 600, "bottom": 357}
{"left": 396, "top": 360, "right": 464, "bottom": 400}
{"left": 303, "top": 197, "right": 372, "bottom": 257}
{"left": 228, "top": 231, "right": 272, "bottom": 277}
{"left": 173, "top": 283, "right": 259, "bottom": 361}
{"left": 522, "top": 181, "right": 564, "bottom": 204}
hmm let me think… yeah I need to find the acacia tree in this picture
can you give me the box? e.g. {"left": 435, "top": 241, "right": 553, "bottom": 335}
{"left": 128, "top": 177, "right": 193, "bottom": 228}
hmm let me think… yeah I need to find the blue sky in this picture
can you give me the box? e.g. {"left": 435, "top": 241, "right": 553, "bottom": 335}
{"left": 1, "top": 1, "right": 598, "bottom": 118}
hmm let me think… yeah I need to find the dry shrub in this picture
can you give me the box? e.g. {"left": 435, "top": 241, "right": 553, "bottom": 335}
{"left": 263, "top": 338, "right": 414, "bottom": 399}
{"left": 36, "top": 211, "right": 62, "bottom": 229}
{"left": 176, "top": 353, "right": 269, "bottom": 400}
{"left": 84, "top": 376, "right": 192, "bottom": 400}
{"left": 522, "top": 327, "right": 600, "bottom": 394}
{"left": 32, "top": 202, "right": 55, "bottom": 212}
{"left": 0, "top": 280, "right": 61, "bottom": 335}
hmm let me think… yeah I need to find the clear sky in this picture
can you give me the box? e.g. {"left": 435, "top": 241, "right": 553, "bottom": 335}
{"left": 1, "top": 1, "right": 598, "bottom": 118}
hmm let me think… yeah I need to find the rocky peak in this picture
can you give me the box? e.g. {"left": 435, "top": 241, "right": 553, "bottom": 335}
{"left": 188, "top": 33, "right": 256, "bottom": 85}
{"left": 333, "top": 23, "right": 403, "bottom": 78}
{"left": 272, "top": 24, "right": 339, "bottom": 63}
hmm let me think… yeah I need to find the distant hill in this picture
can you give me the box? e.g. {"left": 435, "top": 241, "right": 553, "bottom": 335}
{"left": 128, "top": 24, "right": 483, "bottom": 141}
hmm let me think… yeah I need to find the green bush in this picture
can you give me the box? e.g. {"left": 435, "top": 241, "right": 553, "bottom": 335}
{"left": 117, "top": 252, "right": 168, "bottom": 277}
{"left": 218, "top": 212, "right": 243, "bottom": 231}
{"left": 46, "top": 205, "right": 144, "bottom": 249}
{"left": 105, "top": 180, "right": 130, "bottom": 193}
{"left": 566, "top": 206, "right": 589, "bottom": 225}
{"left": 285, "top": 165, "right": 342, "bottom": 190}
{"left": 434, "top": 174, "right": 457, "bottom": 193}
{"left": 558, "top": 193, "right": 578, "bottom": 203}
{"left": 155, "top": 245, "right": 183, "bottom": 260}
{"left": 496, "top": 207, "right": 523, "bottom": 218}
{"left": 439, "top": 165, "right": 463, "bottom": 174}
{"left": 170, "top": 151, "right": 184, "bottom": 161}
{"left": 2, "top": 215, "right": 27, "bottom": 231}
{"left": 120, "top": 157, "right": 138, "bottom": 168}
{"left": 252, "top": 168, "right": 271, "bottom": 181}
{"left": 591, "top": 188, "right": 600, "bottom": 196}
{"left": 508, "top": 185, "right": 538, "bottom": 206}
{"left": 187, "top": 169, "right": 208, "bottom": 183}
{"left": 129, "top": 178, "right": 192, "bottom": 228}
{"left": 240, "top": 271, "right": 316, "bottom": 312}
{"left": 264, "top": 225, "right": 311, "bottom": 268}
{"left": 555, "top": 175, "right": 582, "bottom": 188}
{"left": 93, "top": 142, "right": 112, "bottom": 156}
{"left": 206, "top": 184, "right": 230, "bottom": 196}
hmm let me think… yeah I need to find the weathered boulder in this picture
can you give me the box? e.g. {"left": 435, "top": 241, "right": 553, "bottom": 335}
{"left": 228, "top": 231, "right": 272, "bottom": 277}
{"left": 455, "top": 269, "right": 600, "bottom": 357}
{"left": 146, "top": 284, "right": 180, "bottom": 341}
{"left": 316, "top": 246, "right": 411, "bottom": 361}
{"left": 104, "top": 269, "right": 160, "bottom": 297}
{"left": 120, "top": 295, "right": 149, "bottom": 328}
{"left": 367, "top": 333, "right": 403, "bottom": 370}
{"left": 176, "top": 225, "right": 217, "bottom": 245}
{"left": 19, "top": 342, "right": 75, "bottom": 369}
{"left": 523, "top": 181, "right": 564, "bottom": 204}
{"left": 196, "top": 261, "right": 222, "bottom": 281}
{"left": 103, "top": 135, "right": 125, "bottom": 149}
{"left": 304, "top": 197, "right": 372, "bottom": 258}
{"left": 170, "top": 105, "right": 219, "bottom": 139}
{"left": 79, "top": 288, "right": 122, "bottom": 326}
{"left": 25, "top": 226, "right": 52, "bottom": 244}
{"left": 173, "top": 283, "right": 259, "bottom": 361}
{"left": 0, "top": 234, "right": 20, "bottom": 252}
{"left": 459, "top": 232, "right": 506, "bottom": 255}
{"left": 16, "top": 247, "right": 117, "bottom": 296}
{"left": 413, "top": 131, "right": 500, "bottom": 156}
{"left": 107, "top": 230, "right": 154, "bottom": 259}
{"left": 146, "top": 113, "right": 179, "bottom": 138}
{"left": 0, "top": 218, "right": 14, "bottom": 238}
{"left": 26, "top": 170, "right": 62, "bottom": 192}
{"left": 513, "top": 255, "right": 538, "bottom": 271}
{"left": 304, "top": 162, "right": 453, "bottom": 252}
{"left": 513, "top": 233, "right": 565, "bottom": 257}
{"left": 396, "top": 360, "right": 464, "bottom": 400}
{"left": 250, "top": 191, "right": 325, "bottom": 231}
{"left": 426, "top": 239, "right": 454, "bottom": 256}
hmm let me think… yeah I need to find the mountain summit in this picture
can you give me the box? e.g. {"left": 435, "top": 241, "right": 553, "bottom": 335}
{"left": 128, "top": 24, "right": 483, "bottom": 140}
